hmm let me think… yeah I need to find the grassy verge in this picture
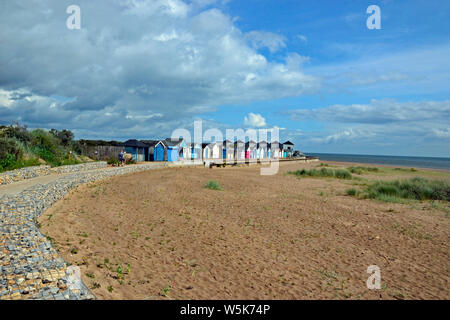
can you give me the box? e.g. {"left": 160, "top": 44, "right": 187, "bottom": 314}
{"left": 289, "top": 168, "right": 352, "bottom": 180}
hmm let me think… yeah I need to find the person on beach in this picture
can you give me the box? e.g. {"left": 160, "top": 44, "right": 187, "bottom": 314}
{"left": 118, "top": 150, "right": 124, "bottom": 167}
{"left": 122, "top": 151, "right": 127, "bottom": 166}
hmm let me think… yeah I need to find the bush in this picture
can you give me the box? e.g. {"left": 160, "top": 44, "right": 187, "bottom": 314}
{"left": 107, "top": 157, "right": 120, "bottom": 166}
{"left": 0, "top": 137, "right": 25, "bottom": 171}
{"left": 345, "top": 188, "right": 359, "bottom": 196}
{"left": 347, "top": 166, "right": 379, "bottom": 174}
{"left": 288, "top": 168, "right": 352, "bottom": 180}
{"left": 204, "top": 180, "right": 223, "bottom": 190}
{"left": 365, "top": 177, "right": 450, "bottom": 202}
{"left": 1, "top": 123, "right": 32, "bottom": 144}
{"left": 335, "top": 169, "right": 353, "bottom": 179}
{"left": 30, "top": 129, "right": 64, "bottom": 165}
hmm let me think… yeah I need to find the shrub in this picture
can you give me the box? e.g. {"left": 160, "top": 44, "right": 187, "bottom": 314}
{"left": 365, "top": 177, "right": 450, "bottom": 202}
{"left": 107, "top": 157, "right": 120, "bottom": 166}
{"left": 204, "top": 180, "right": 223, "bottom": 190}
{"left": 1, "top": 123, "right": 32, "bottom": 144}
{"left": 288, "top": 168, "right": 352, "bottom": 180}
{"left": 345, "top": 188, "right": 359, "bottom": 196}
{"left": 335, "top": 169, "right": 353, "bottom": 179}
{"left": 347, "top": 166, "right": 379, "bottom": 174}
{"left": 30, "top": 129, "right": 64, "bottom": 165}
{"left": 0, "top": 137, "right": 26, "bottom": 171}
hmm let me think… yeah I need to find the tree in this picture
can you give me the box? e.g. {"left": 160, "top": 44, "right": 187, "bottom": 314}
{"left": 50, "top": 129, "right": 74, "bottom": 147}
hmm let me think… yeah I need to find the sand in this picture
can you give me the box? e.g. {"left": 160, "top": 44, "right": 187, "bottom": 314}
{"left": 39, "top": 161, "right": 450, "bottom": 300}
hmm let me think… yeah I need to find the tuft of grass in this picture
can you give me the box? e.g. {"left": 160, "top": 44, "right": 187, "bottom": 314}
{"left": 347, "top": 177, "right": 450, "bottom": 203}
{"left": 288, "top": 168, "right": 352, "bottom": 180}
{"left": 394, "top": 167, "right": 417, "bottom": 172}
{"left": 345, "top": 188, "right": 359, "bottom": 196}
{"left": 367, "top": 177, "right": 449, "bottom": 202}
{"left": 347, "top": 166, "right": 379, "bottom": 174}
{"left": 204, "top": 180, "right": 223, "bottom": 190}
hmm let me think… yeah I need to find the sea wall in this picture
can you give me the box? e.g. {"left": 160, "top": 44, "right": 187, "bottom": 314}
{"left": 0, "top": 166, "right": 52, "bottom": 185}
{"left": 0, "top": 162, "right": 168, "bottom": 300}
{"left": 0, "top": 162, "right": 108, "bottom": 186}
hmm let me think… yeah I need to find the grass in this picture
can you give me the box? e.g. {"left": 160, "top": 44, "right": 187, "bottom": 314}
{"left": 204, "top": 180, "right": 223, "bottom": 191}
{"left": 347, "top": 177, "right": 450, "bottom": 203}
{"left": 345, "top": 188, "right": 359, "bottom": 196}
{"left": 347, "top": 166, "right": 379, "bottom": 174}
{"left": 289, "top": 168, "right": 352, "bottom": 180}
{"left": 394, "top": 167, "right": 418, "bottom": 172}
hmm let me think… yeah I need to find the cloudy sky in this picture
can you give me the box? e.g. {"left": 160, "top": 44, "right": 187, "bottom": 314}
{"left": 1, "top": 0, "right": 449, "bottom": 156}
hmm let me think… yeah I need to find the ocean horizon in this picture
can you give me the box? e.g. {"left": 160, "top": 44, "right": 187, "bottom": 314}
{"left": 305, "top": 153, "right": 450, "bottom": 171}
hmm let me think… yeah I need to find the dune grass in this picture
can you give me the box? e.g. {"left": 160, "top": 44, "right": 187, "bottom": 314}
{"left": 346, "top": 177, "right": 450, "bottom": 203}
{"left": 289, "top": 168, "right": 352, "bottom": 180}
{"left": 347, "top": 166, "right": 379, "bottom": 174}
{"left": 204, "top": 180, "right": 223, "bottom": 191}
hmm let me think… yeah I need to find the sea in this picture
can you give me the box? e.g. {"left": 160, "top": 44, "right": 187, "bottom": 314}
{"left": 305, "top": 153, "right": 450, "bottom": 171}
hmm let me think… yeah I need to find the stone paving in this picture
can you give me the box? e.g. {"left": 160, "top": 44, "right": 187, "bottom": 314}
{"left": 0, "top": 162, "right": 108, "bottom": 186}
{"left": 0, "top": 162, "right": 170, "bottom": 300}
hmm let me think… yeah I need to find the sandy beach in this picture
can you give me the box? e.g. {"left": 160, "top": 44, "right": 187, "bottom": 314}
{"left": 39, "top": 160, "right": 450, "bottom": 300}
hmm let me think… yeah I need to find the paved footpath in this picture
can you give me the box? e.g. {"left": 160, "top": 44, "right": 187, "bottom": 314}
{"left": 0, "top": 163, "right": 173, "bottom": 300}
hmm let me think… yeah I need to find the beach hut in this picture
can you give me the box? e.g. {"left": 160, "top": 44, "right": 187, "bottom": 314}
{"left": 221, "top": 140, "right": 235, "bottom": 160}
{"left": 121, "top": 139, "right": 148, "bottom": 162}
{"left": 269, "top": 141, "right": 282, "bottom": 158}
{"left": 245, "top": 140, "right": 257, "bottom": 159}
{"left": 234, "top": 140, "right": 245, "bottom": 160}
{"left": 257, "top": 141, "right": 268, "bottom": 159}
{"left": 282, "top": 141, "right": 294, "bottom": 158}
{"left": 164, "top": 138, "right": 186, "bottom": 162}
{"left": 190, "top": 143, "right": 202, "bottom": 160}
{"left": 202, "top": 143, "right": 211, "bottom": 159}
{"left": 142, "top": 140, "right": 166, "bottom": 162}
{"left": 211, "top": 143, "right": 221, "bottom": 159}
{"left": 202, "top": 142, "right": 219, "bottom": 159}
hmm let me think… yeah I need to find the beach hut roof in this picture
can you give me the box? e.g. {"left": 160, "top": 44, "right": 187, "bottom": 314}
{"left": 202, "top": 142, "right": 215, "bottom": 149}
{"left": 245, "top": 141, "right": 257, "bottom": 149}
{"left": 141, "top": 139, "right": 165, "bottom": 147}
{"left": 121, "top": 139, "right": 148, "bottom": 148}
{"left": 164, "top": 138, "right": 184, "bottom": 147}
{"left": 283, "top": 140, "right": 294, "bottom": 145}
{"left": 257, "top": 141, "right": 268, "bottom": 148}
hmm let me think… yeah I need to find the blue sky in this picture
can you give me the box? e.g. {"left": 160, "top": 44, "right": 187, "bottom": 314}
{"left": 1, "top": 0, "right": 449, "bottom": 156}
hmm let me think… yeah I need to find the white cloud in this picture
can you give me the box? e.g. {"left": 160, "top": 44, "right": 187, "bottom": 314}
{"left": 0, "top": 0, "right": 319, "bottom": 139}
{"left": 244, "top": 113, "right": 267, "bottom": 127}
{"left": 245, "top": 31, "right": 287, "bottom": 53}
{"left": 289, "top": 99, "right": 450, "bottom": 124}
{"left": 296, "top": 34, "right": 307, "bottom": 43}
{"left": 432, "top": 128, "right": 450, "bottom": 139}
{"left": 286, "top": 98, "right": 450, "bottom": 155}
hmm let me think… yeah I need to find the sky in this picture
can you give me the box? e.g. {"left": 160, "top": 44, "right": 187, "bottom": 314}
{"left": 0, "top": 0, "right": 449, "bottom": 157}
